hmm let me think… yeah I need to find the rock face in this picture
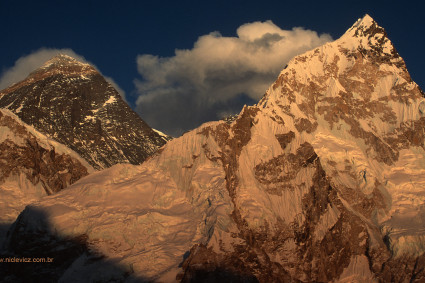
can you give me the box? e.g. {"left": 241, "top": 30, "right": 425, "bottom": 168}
{"left": 0, "top": 109, "right": 92, "bottom": 243}
{"left": 0, "top": 55, "right": 168, "bottom": 169}
{"left": 3, "top": 15, "right": 425, "bottom": 282}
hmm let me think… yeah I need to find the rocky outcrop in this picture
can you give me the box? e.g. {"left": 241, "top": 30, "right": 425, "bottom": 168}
{"left": 0, "top": 109, "right": 92, "bottom": 244}
{"left": 0, "top": 110, "right": 89, "bottom": 195}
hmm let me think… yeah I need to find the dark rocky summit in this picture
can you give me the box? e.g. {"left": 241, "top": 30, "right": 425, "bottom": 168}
{"left": 0, "top": 55, "right": 168, "bottom": 169}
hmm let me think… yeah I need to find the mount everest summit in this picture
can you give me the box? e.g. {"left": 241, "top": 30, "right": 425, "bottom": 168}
{"left": 1, "top": 14, "right": 425, "bottom": 282}
{"left": 0, "top": 54, "right": 168, "bottom": 170}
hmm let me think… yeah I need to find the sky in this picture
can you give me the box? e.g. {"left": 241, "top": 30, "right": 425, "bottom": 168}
{"left": 0, "top": 0, "right": 424, "bottom": 136}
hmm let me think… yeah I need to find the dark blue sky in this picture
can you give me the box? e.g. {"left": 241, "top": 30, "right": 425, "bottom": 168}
{"left": 1, "top": 0, "right": 424, "bottom": 134}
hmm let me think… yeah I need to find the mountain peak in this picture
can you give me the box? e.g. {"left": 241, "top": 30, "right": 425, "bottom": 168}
{"left": 352, "top": 14, "right": 375, "bottom": 30}
{"left": 0, "top": 53, "right": 168, "bottom": 170}
{"left": 27, "top": 54, "right": 96, "bottom": 80}
{"left": 345, "top": 14, "right": 387, "bottom": 39}
{"left": 43, "top": 53, "right": 80, "bottom": 65}
{"left": 331, "top": 14, "right": 401, "bottom": 63}
{"left": 0, "top": 55, "right": 96, "bottom": 94}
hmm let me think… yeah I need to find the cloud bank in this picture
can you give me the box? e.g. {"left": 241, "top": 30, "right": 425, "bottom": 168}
{"left": 0, "top": 48, "right": 126, "bottom": 100}
{"left": 135, "top": 20, "right": 332, "bottom": 136}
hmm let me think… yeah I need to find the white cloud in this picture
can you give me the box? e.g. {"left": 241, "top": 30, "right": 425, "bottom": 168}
{"left": 135, "top": 20, "right": 332, "bottom": 136}
{"left": 0, "top": 48, "right": 126, "bottom": 101}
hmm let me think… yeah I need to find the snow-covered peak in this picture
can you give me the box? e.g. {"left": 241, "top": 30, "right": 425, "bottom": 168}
{"left": 261, "top": 14, "right": 408, "bottom": 113}
{"left": 343, "top": 14, "right": 387, "bottom": 40}
{"left": 259, "top": 13, "right": 425, "bottom": 264}
{"left": 347, "top": 14, "right": 377, "bottom": 36}
{"left": 338, "top": 14, "right": 398, "bottom": 58}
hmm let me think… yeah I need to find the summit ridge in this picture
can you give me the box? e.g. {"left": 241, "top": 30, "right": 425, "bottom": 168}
{"left": 38, "top": 54, "right": 91, "bottom": 69}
